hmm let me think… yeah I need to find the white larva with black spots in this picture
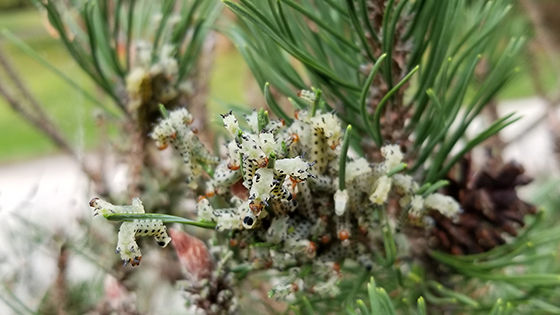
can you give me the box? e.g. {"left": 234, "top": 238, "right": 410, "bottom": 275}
{"left": 151, "top": 119, "right": 175, "bottom": 150}
{"left": 369, "top": 175, "right": 392, "bottom": 205}
{"left": 249, "top": 168, "right": 275, "bottom": 202}
{"left": 424, "top": 193, "right": 461, "bottom": 220}
{"left": 258, "top": 132, "right": 280, "bottom": 156}
{"left": 240, "top": 134, "right": 267, "bottom": 162}
{"left": 135, "top": 106, "right": 470, "bottom": 298}
{"left": 310, "top": 113, "right": 342, "bottom": 150}
{"left": 266, "top": 216, "right": 290, "bottom": 244}
{"left": 197, "top": 197, "right": 214, "bottom": 222}
{"left": 274, "top": 157, "right": 311, "bottom": 181}
{"left": 286, "top": 120, "right": 312, "bottom": 152}
{"left": 345, "top": 158, "right": 374, "bottom": 193}
{"left": 310, "top": 126, "right": 328, "bottom": 174}
{"left": 392, "top": 173, "right": 417, "bottom": 195}
{"left": 211, "top": 161, "right": 242, "bottom": 192}
{"left": 90, "top": 198, "right": 170, "bottom": 266}
{"left": 169, "top": 107, "right": 193, "bottom": 126}
{"left": 116, "top": 221, "right": 141, "bottom": 265}
{"left": 245, "top": 111, "right": 259, "bottom": 133}
{"left": 380, "top": 144, "right": 404, "bottom": 172}
{"left": 134, "top": 219, "right": 171, "bottom": 247}
{"left": 297, "top": 89, "right": 316, "bottom": 104}
{"left": 309, "top": 174, "right": 334, "bottom": 192}
{"left": 90, "top": 197, "right": 145, "bottom": 216}
{"left": 222, "top": 112, "right": 240, "bottom": 137}
{"left": 151, "top": 108, "right": 218, "bottom": 188}
{"left": 227, "top": 141, "right": 241, "bottom": 168}
{"left": 409, "top": 195, "right": 425, "bottom": 217}
{"left": 212, "top": 206, "right": 243, "bottom": 231}
{"left": 296, "top": 182, "right": 314, "bottom": 219}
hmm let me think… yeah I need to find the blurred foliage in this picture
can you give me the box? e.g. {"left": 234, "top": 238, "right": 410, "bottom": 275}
{"left": 0, "top": 8, "right": 102, "bottom": 161}
{"left": 0, "top": 0, "right": 29, "bottom": 10}
{"left": 0, "top": 6, "right": 250, "bottom": 162}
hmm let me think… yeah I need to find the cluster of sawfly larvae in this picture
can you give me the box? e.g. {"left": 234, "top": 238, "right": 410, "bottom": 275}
{"left": 89, "top": 90, "right": 461, "bottom": 299}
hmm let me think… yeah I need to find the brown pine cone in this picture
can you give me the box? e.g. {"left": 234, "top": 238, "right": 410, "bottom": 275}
{"left": 429, "top": 156, "right": 537, "bottom": 255}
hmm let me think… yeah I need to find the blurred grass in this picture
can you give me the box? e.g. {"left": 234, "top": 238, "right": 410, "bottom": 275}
{"left": 0, "top": 7, "right": 556, "bottom": 163}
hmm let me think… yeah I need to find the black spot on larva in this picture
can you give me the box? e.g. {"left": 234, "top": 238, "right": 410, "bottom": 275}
{"left": 157, "top": 241, "right": 166, "bottom": 247}
{"left": 243, "top": 216, "right": 254, "bottom": 226}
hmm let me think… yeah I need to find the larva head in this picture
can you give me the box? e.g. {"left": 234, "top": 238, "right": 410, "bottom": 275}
{"left": 285, "top": 239, "right": 314, "bottom": 258}
{"left": 90, "top": 197, "right": 114, "bottom": 216}
{"left": 294, "top": 110, "right": 309, "bottom": 121}
{"left": 249, "top": 201, "right": 264, "bottom": 216}
{"left": 130, "top": 256, "right": 142, "bottom": 267}
{"left": 306, "top": 241, "right": 317, "bottom": 258}
{"left": 117, "top": 222, "right": 142, "bottom": 266}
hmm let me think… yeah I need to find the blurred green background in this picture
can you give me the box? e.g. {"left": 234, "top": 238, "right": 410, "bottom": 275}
{"left": 0, "top": 4, "right": 249, "bottom": 162}
{"left": 0, "top": 3, "right": 556, "bottom": 163}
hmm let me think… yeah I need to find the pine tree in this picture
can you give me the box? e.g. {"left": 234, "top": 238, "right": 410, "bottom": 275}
{"left": 2, "top": 0, "right": 560, "bottom": 314}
